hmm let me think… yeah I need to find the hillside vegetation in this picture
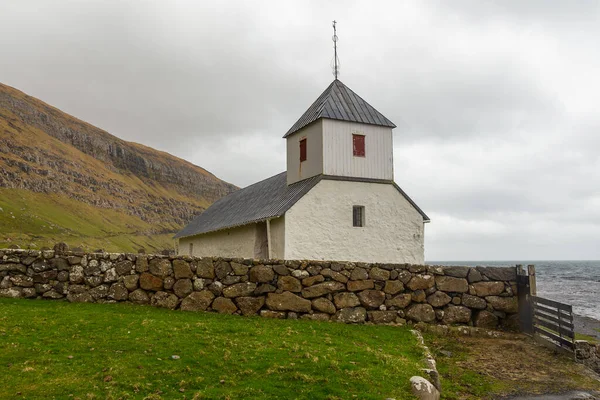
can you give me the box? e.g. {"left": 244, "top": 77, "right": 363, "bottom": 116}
{"left": 0, "top": 83, "right": 236, "bottom": 252}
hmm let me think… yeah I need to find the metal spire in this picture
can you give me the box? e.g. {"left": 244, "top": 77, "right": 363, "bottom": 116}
{"left": 332, "top": 20, "right": 339, "bottom": 80}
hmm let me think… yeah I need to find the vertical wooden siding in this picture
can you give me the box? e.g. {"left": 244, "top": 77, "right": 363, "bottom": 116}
{"left": 322, "top": 120, "right": 394, "bottom": 180}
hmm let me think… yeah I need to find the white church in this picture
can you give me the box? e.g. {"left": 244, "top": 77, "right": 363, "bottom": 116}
{"left": 175, "top": 79, "right": 429, "bottom": 264}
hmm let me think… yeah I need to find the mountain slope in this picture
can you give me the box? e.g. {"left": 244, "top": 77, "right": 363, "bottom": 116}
{"left": 0, "top": 82, "right": 237, "bottom": 251}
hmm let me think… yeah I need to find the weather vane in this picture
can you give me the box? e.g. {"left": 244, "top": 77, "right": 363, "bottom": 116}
{"left": 332, "top": 20, "right": 340, "bottom": 79}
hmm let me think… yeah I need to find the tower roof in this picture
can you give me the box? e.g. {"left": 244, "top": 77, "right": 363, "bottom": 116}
{"left": 284, "top": 79, "right": 396, "bottom": 138}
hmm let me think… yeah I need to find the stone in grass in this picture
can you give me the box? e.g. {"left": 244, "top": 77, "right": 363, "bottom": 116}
{"left": 410, "top": 376, "right": 440, "bottom": 400}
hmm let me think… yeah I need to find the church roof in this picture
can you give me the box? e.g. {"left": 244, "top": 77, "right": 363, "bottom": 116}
{"left": 174, "top": 172, "right": 430, "bottom": 239}
{"left": 284, "top": 79, "right": 396, "bottom": 138}
{"left": 173, "top": 172, "right": 321, "bottom": 239}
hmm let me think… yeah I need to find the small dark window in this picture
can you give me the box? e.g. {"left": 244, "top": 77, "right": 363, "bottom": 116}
{"left": 353, "top": 206, "right": 365, "bottom": 227}
{"left": 353, "top": 134, "right": 365, "bottom": 157}
{"left": 189, "top": 243, "right": 194, "bottom": 256}
{"left": 299, "top": 138, "right": 307, "bottom": 162}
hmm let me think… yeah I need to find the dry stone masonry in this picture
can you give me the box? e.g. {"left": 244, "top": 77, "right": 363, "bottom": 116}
{"left": 0, "top": 248, "right": 519, "bottom": 329}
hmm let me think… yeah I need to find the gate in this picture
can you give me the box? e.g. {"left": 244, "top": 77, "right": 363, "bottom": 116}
{"left": 516, "top": 265, "right": 575, "bottom": 353}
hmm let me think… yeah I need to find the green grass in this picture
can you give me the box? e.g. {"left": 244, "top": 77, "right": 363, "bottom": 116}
{"left": 0, "top": 299, "right": 424, "bottom": 399}
{"left": 575, "top": 332, "right": 599, "bottom": 343}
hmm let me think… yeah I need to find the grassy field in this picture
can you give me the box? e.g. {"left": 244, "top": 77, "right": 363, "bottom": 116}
{"left": 0, "top": 299, "right": 425, "bottom": 400}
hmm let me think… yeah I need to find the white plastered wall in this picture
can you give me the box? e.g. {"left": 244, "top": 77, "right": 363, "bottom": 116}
{"left": 178, "top": 223, "right": 258, "bottom": 258}
{"left": 269, "top": 217, "right": 285, "bottom": 259}
{"left": 284, "top": 179, "right": 425, "bottom": 264}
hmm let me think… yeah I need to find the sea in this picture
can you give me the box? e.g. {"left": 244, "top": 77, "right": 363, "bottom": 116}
{"left": 427, "top": 260, "right": 600, "bottom": 320}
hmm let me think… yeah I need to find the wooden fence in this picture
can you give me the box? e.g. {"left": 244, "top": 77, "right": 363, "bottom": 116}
{"left": 516, "top": 265, "right": 575, "bottom": 353}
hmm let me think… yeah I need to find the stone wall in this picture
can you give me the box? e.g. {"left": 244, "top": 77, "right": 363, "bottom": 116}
{"left": 0, "top": 248, "right": 519, "bottom": 329}
{"left": 575, "top": 340, "right": 600, "bottom": 374}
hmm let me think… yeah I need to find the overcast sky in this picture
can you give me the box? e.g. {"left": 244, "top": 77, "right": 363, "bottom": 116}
{"left": 2, "top": 0, "right": 600, "bottom": 261}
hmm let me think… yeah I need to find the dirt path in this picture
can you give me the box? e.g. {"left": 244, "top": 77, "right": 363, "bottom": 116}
{"left": 425, "top": 333, "right": 600, "bottom": 399}
{"left": 505, "top": 391, "right": 599, "bottom": 399}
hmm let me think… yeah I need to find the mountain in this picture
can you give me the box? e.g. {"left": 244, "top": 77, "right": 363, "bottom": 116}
{"left": 0, "top": 82, "right": 237, "bottom": 252}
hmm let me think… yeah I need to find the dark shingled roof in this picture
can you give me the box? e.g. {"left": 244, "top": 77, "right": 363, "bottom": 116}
{"left": 174, "top": 173, "right": 430, "bottom": 239}
{"left": 174, "top": 172, "right": 322, "bottom": 239}
{"left": 284, "top": 79, "right": 396, "bottom": 138}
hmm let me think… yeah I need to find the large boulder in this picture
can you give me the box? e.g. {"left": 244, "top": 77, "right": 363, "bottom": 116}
{"left": 212, "top": 297, "right": 238, "bottom": 314}
{"left": 235, "top": 296, "right": 265, "bottom": 315}
{"left": 222, "top": 282, "right": 257, "bottom": 298}
{"left": 173, "top": 279, "right": 193, "bottom": 298}
{"left": 108, "top": 282, "right": 128, "bottom": 301}
{"left": 486, "top": 296, "right": 518, "bottom": 313}
{"left": 180, "top": 290, "right": 214, "bottom": 311}
{"left": 426, "top": 291, "right": 451, "bottom": 308}
{"left": 473, "top": 282, "right": 504, "bottom": 297}
{"left": 346, "top": 280, "right": 374, "bottom": 292}
{"left": 407, "top": 275, "right": 435, "bottom": 290}
{"left": 195, "top": 259, "right": 215, "bottom": 279}
{"left": 367, "top": 310, "right": 397, "bottom": 323}
{"left": 139, "top": 272, "right": 163, "bottom": 291}
{"left": 357, "top": 290, "right": 386, "bottom": 309}
{"left": 350, "top": 267, "right": 369, "bottom": 281}
{"left": 435, "top": 276, "right": 468, "bottom": 293}
{"left": 406, "top": 304, "right": 436, "bottom": 323}
{"left": 386, "top": 293, "right": 412, "bottom": 309}
{"left": 277, "top": 276, "right": 302, "bottom": 292}
{"left": 301, "top": 281, "right": 345, "bottom": 298}
{"left": 312, "top": 298, "right": 336, "bottom": 314}
{"left": 173, "top": 260, "right": 193, "bottom": 279}
{"left": 149, "top": 259, "right": 172, "bottom": 278}
{"left": 369, "top": 267, "right": 390, "bottom": 281}
{"left": 442, "top": 305, "right": 472, "bottom": 325}
{"left": 333, "top": 292, "right": 360, "bottom": 308}
{"left": 151, "top": 291, "right": 179, "bottom": 309}
{"left": 332, "top": 307, "right": 367, "bottom": 323}
{"left": 249, "top": 265, "right": 274, "bottom": 283}
{"left": 383, "top": 280, "right": 404, "bottom": 295}
{"left": 476, "top": 266, "right": 516, "bottom": 282}
{"left": 129, "top": 289, "right": 150, "bottom": 304}
{"left": 214, "top": 261, "right": 232, "bottom": 279}
{"left": 474, "top": 310, "right": 499, "bottom": 329}
{"left": 266, "top": 291, "right": 311, "bottom": 313}
{"left": 462, "top": 294, "right": 487, "bottom": 310}
{"left": 442, "top": 266, "right": 470, "bottom": 278}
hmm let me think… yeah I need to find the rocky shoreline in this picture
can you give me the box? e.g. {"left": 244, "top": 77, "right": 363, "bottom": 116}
{"left": 574, "top": 314, "right": 600, "bottom": 341}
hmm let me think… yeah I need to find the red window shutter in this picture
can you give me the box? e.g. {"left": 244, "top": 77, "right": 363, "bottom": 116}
{"left": 299, "top": 138, "right": 307, "bottom": 162}
{"left": 353, "top": 134, "right": 365, "bottom": 157}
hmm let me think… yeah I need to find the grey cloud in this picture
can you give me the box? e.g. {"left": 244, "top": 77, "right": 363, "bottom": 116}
{"left": 1, "top": 0, "right": 599, "bottom": 260}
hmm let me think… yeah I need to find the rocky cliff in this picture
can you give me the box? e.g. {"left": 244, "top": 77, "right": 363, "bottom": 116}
{"left": 0, "top": 82, "right": 237, "bottom": 251}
